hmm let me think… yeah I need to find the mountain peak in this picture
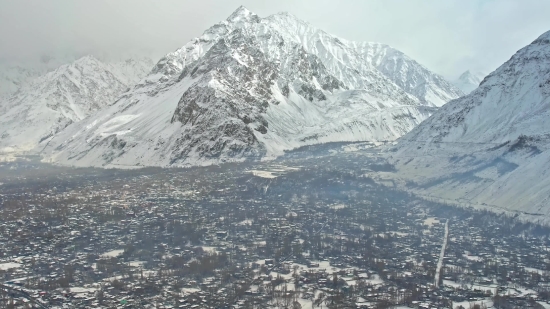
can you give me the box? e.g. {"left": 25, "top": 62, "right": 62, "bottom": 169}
{"left": 74, "top": 55, "right": 99, "bottom": 63}
{"left": 394, "top": 29, "right": 550, "bottom": 219}
{"left": 42, "top": 8, "right": 461, "bottom": 168}
{"left": 49, "top": 55, "right": 104, "bottom": 76}
{"left": 459, "top": 70, "right": 472, "bottom": 78}
{"left": 458, "top": 70, "right": 485, "bottom": 81}
{"left": 454, "top": 70, "right": 485, "bottom": 94}
{"left": 226, "top": 5, "right": 257, "bottom": 23}
{"left": 68, "top": 55, "right": 109, "bottom": 70}
{"left": 0, "top": 55, "right": 154, "bottom": 154}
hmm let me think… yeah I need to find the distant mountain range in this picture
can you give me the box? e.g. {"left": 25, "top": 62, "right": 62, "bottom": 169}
{"left": 2, "top": 6, "right": 550, "bottom": 220}
{"left": 39, "top": 6, "right": 462, "bottom": 167}
{"left": 0, "top": 55, "right": 153, "bottom": 154}
{"left": 391, "top": 30, "right": 550, "bottom": 222}
{"left": 0, "top": 58, "right": 73, "bottom": 99}
{"left": 453, "top": 70, "right": 486, "bottom": 94}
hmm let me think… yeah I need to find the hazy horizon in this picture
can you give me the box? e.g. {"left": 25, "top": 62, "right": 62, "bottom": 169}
{"left": 1, "top": 0, "right": 550, "bottom": 79}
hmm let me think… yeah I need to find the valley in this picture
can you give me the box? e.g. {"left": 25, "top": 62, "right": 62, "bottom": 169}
{"left": 1, "top": 4, "right": 550, "bottom": 309}
{"left": 1, "top": 146, "right": 550, "bottom": 308}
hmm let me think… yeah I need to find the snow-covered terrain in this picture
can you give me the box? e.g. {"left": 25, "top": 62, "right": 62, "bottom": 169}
{"left": 389, "top": 30, "right": 550, "bottom": 221}
{"left": 0, "top": 55, "right": 153, "bottom": 154}
{"left": 453, "top": 70, "right": 486, "bottom": 94}
{"left": 0, "top": 55, "right": 154, "bottom": 99}
{"left": 0, "top": 57, "right": 76, "bottom": 99}
{"left": 0, "top": 65, "right": 42, "bottom": 99}
{"left": 352, "top": 42, "right": 464, "bottom": 106}
{"left": 43, "top": 6, "right": 459, "bottom": 168}
{"left": 106, "top": 56, "right": 155, "bottom": 85}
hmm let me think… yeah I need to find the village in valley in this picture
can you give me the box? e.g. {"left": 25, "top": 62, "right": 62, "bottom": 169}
{"left": 1, "top": 146, "right": 550, "bottom": 309}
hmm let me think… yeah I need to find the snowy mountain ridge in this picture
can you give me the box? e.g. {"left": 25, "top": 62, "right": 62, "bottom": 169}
{"left": 389, "top": 30, "right": 550, "bottom": 221}
{"left": 453, "top": 70, "right": 486, "bottom": 94}
{"left": 0, "top": 55, "right": 153, "bottom": 154}
{"left": 0, "top": 58, "right": 73, "bottom": 99}
{"left": 350, "top": 41, "right": 464, "bottom": 106}
{"left": 42, "top": 6, "right": 459, "bottom": 167}
{"left": 0, "top": 54, "right": 154, "bottom": 99}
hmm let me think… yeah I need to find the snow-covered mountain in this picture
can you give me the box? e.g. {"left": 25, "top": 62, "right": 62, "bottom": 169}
{"left": 0, "top": 55, "right": 154, "bottom": 100}
{"left": 107, "top": 56, "right": 155, "bottom": 85}
{"left": 0, "top": 57, "right": 73, "bottom": 98}
{"left": 352, "top": 42, "right": 464, "bottom": 106}
{"left": 258, "top": 12, "right": 463, "bottom": 107}
{"left": 0, "top": 55, "right": 153, "bottom": 154}
{"left": 0, "top": 65, "right": 40, "bottom": 98}
{"left": 390, "top": 30, "right": 550, "bottom": 221}
{"left": 43, "top": 6, "right": 459, "bottom": 168}
{"left": 453, "top": 70, "right": 486, "bottom": 94}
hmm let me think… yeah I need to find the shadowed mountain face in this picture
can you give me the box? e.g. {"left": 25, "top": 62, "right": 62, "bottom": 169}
{"left": 43, "top": 6, "right": 460, "bottom": 168}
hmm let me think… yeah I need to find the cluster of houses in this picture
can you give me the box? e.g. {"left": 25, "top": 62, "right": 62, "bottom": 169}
{"left": 0, "top": 155, "right": 549, "bottom": 308}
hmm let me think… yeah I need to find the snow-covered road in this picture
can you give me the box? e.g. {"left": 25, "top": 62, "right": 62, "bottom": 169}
{"left": 434, "top": 219, "right": 449, "bottom": 288}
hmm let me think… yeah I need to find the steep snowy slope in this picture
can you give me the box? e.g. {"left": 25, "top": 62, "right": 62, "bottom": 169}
{"left": 43, "top": 7, "right": 452, "bottom": 168}
{"left": 0, "top": 65, "right": 40, "bottom": 98}
{"left": 0, "top": 57, "right": 73, "bottom": 99}
{"left": 350, "top": 42, "right": 464, "bottom": 106}
{"left": 0, "top": 56, "right": 152, "bottom": 154}
{"left": 264, "top": 13, "right": 462, "bottom": 107}
{"left": 390, "top": 30, "right": 550, "bottom": 221}
{"left": 107, "top": 56, "right": 155, "bottom": 85}
{"left": 0, "top": 56, "right": 154, "bottom": 100}
{"left": 453, "top": 70, "right": 486, "bottom": 94}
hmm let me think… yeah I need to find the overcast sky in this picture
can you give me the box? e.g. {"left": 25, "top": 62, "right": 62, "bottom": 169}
{"left": 1, "top": 0, "right": 549, "bottom": 79}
